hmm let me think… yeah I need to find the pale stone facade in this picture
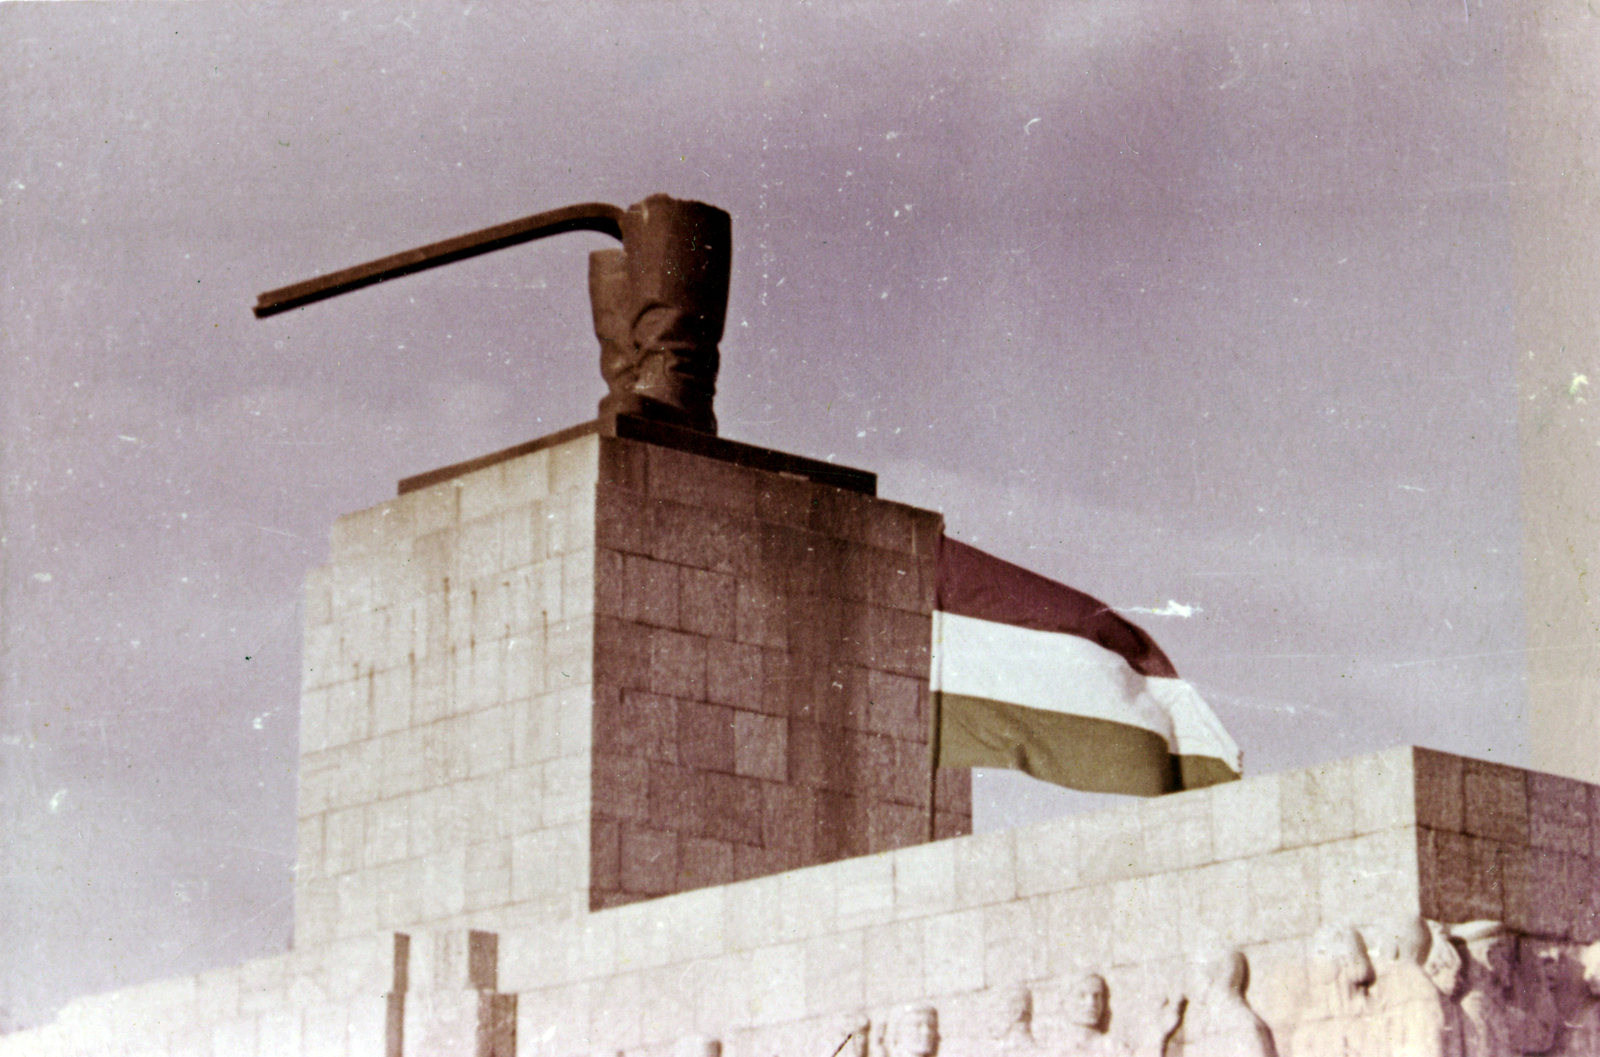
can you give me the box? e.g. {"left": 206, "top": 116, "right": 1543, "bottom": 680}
{"left": 4, "top": 429, "right": 1599, "bottom": 1057}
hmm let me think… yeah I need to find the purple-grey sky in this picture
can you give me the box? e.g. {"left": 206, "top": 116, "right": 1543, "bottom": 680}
{"left": 2, "top": 0, "right": 1525, "bottom": 1030}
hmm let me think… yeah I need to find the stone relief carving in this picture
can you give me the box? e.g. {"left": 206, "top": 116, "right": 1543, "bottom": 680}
{"left": 1178, "top": 950, "right": 1278, "bottom": 1057}
{"left": 1549, "top": 940, "right": 1600, "bottom": 1055}
{"left": 992, "top": 986, "right": 1043, "bottom": 1057}
{"left": 1049, "top": 972, "right": 1183, "bottom": 1057}
{"left": 882, "top": 1004, "right": 941, "bottom": 1057}
{"left": 754, "top": 924, "right": 1600, "bottom": 1057}
{"left": 1291, "top": 925, "right": 1376, "bottom": 1056}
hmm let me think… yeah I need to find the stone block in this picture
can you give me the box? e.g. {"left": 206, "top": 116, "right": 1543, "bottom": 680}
{"left": 596, "top": 688, "right": 678, "bottom": 764}
{"left": 466, "top": 838, "right": 514, "bottom": 912}
{"left": 369, "top": 666, "right": 411, "bottom": 738}
{"left": 831, "top": 852, "right": 896, "bottom": 931}
{"left": 1462, "top": 757, "right": 1529, "bottom": 845}
{"left": 363, "top": 797, "right": 409, "bottom": 868}
{"left": 561, "top": 549, "right": 597, "bottom": 621}
{"left": 922, "top": 908, "right": 987, "bottom": 996}
{"left": 1279, "top": 758, "right": 1357, "bottom": 848}
{"left": 323, "top": 678, "right": 371, "bottom": 749}
{"left": 210, "top": 1017, "right": 257, "bottom": 1057}
{"left": 734, "top": 710, "right": 787, "bottom": 781}
{"left": 735, "top": 578, "right": 788, "bottom": 650}
{"left": 1414, "top": 747, "right": 1465, "bottom": 832}
{"left": 255, "top": 1006, "right": 301, "bottom": 1057}
{"left": 648, "top": 443, "right": 760, "bottom": 518}
{"left": 456, "top": 515, "right": 505, "bottom": 582}
{"left": 679, "top": 701, "right": 737, "bottom": 774}
{"left": 893, "top": 838, "right": 956, "bottom": 920}
{"left": 620, "top": 824, "right": 681, "bottom": 896}
{"left": 1109, "top": 873, "right": 1183, "bottom": 967}
{"left": 300, "top": 1004, "right": 349, "bottom": 1057}
{"left": 1350, "top": 746, "right": 1419, "bottom": 833}
{"left": 545, "top": 619, "right": 593, "bottom": 688}
{"left": 502, "top": 448, "right": 553, "bottom": 508}
{"left": 747, "top": 942, "right": 808, "bottom": 1027}
{"left": 706, "top": 638, "right": 762, "bottom": 709}
{"left": 548, "top": 434, "right": 600, "bottom": 494}
{"left": 293, "top": 877, "right": 338, "bottom": 947}
{"left": 622, "top": 554, "right": 680, "bottom": 628}
{"left": 346, "top": 994, "right": 390, "bottom": 1057}
{"left": 1241, "top": 844, "right": 1318, "bottom": 946}
{"left": 863, "top": 547, "right": 923, "bottom": 613}
{"left": 457, "top": 462, "right": 511, "bottom": 524}
{"left": 700, "top": 772, "right": 765, "bottom": 846}
{"left": 983, "top": 898, "right": 1047, "bottom": 987}
{"left": 803, "top": 931, "right": 866, "bottom": 1014}
{"left": 554, "top": 485, "right": 598, "bottom": 557}
{"left": 648, "top": 628, "right": 709, "bottom": 700}
{"left": 647, "top": 760, "right": 706, "bottom": 836}
{"left": 504, "top": 633, "right": 547, "bottom": 702}
{"left": 594, "top": 753, "right": 649, "bottom": 822}
{"left": 1417, "top": 826, "right": 1503, "bottom": 922}
{"left": 953, "top": 827, "right": 1018, "bottom": 909}
{"left": 512, "top": 824, "right": 587, "bottom": 906}
{"left": 680, "top": 837, "right": 736, "bottom": 891}
{"left": 778, "top": 865, "right": 840, "bottom": 943}
{"left": 1138, "top": 789, "right": 1215, "bottom": 875}
{"left": 866, "top": 798, "right": 927, "bottom": 853}
{"left": 596, "top": 484, "right": 652, "bottom": 556}
{"left": 863, "top": 669, "right": 925, "bottom": 744}
{"left": 659, "top": 882, "right": 729, "bottom": 965}
{"left": 302, "top": 624, "right": 340, "bottom": 693}
{"left": 465, "top": 703, "right": 514, "bottom": 778}
{"left": 679, "top": 567, "right": 736, "bottom": 639}
{"left": 417, "top": 848, "right": 469, "bottom": 920}
{"left": 1075, "top": 807, "right": 1145, "bottom": 885}
{"left": 1318, "top": 825, "right": 1420, "bottom": 921}
{"left": 863, "top": 919, "right": 925, "bottom": 1007}
{"left": 1175, "top": 858, "right": 1253, "bottom": 956}
{"left": 323, "top": 805, "right": 366, "bottom": 877}
{"left": 723, "top": 873, "right": 784, "bottom": 952}
{"left": 1528, "top": 769, "right": 1592, "bottom": 852}
{"left": 542, "top": 753, "right": 589, "bottom": 827}
{"left": 236, "top": 957, "right": 289, "bottom": 1016}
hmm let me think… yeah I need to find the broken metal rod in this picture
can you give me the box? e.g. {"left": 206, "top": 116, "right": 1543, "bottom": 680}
{"left": 252, "top": 201, "right": 626, "bottom": 318}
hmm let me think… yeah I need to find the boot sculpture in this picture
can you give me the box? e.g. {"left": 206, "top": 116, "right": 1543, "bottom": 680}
{"left": 590, "top": 195, "right": 731, "bottom": 435}
{"left": 255, "top": 192, "right": 732, "bottom": 436}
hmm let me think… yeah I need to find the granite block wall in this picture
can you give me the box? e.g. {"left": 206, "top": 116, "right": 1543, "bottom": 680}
{"left": 294, "top": 437, "right": 602, "bottom": 945}
{"left": 6, "top": 747, "right": 1600, "bottom": 1056}
{"left": 297, "top": 427, "right": 970, "bottom": 935}
{"left": 589, "top": 437, "right": 971, "bottom": 908}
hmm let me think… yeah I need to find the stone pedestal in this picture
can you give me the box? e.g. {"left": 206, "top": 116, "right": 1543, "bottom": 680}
{"left": 292, "top": 423, "right": 972, "bottom": 943}
{"left": 9, "top": 428, "right": 1600, "bottom": 1057}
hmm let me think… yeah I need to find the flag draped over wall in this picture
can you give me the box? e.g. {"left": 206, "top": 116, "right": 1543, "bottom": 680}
{"left": 932, "top": 537, "right": 1241, "bottom": 796}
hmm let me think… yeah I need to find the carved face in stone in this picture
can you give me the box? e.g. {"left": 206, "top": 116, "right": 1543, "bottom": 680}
{"left": 999, "top": 986, "right": 1033, "bottom": 1029}
{"left": 889, "top": 1005, "right": 939, "bottom": 1057}
{"left": 1065, "top": 975, "right": 1110, "bottom": 1033}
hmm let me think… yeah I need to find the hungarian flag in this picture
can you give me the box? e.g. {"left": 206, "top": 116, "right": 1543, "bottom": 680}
{"left": 932, "top": 537, "right": 1241, "bottom": 796}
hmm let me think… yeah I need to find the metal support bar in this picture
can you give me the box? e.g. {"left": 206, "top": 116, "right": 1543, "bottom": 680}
{"left": 253, "top": 201, "right": 625, "bottom": 317}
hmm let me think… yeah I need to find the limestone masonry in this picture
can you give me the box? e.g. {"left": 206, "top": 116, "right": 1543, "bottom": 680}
{"left": 5, "top": 429, "right": 1599, "bottom": 1056}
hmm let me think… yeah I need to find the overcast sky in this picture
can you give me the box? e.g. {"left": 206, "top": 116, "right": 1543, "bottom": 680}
{"left": 2, "top": 0, "right": 1527, "bottom": 1030}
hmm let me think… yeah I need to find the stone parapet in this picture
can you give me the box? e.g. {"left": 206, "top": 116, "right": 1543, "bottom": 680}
{"left": 7, "top": 747, "right": 1599, "bottom": 1056}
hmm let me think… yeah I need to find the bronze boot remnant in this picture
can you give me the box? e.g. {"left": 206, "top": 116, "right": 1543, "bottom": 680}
{"left": 594, "top": 194, "right": 731, "bottom": 436}
{"left": 255, "top": 191, "right": 732, "bottom": 436}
